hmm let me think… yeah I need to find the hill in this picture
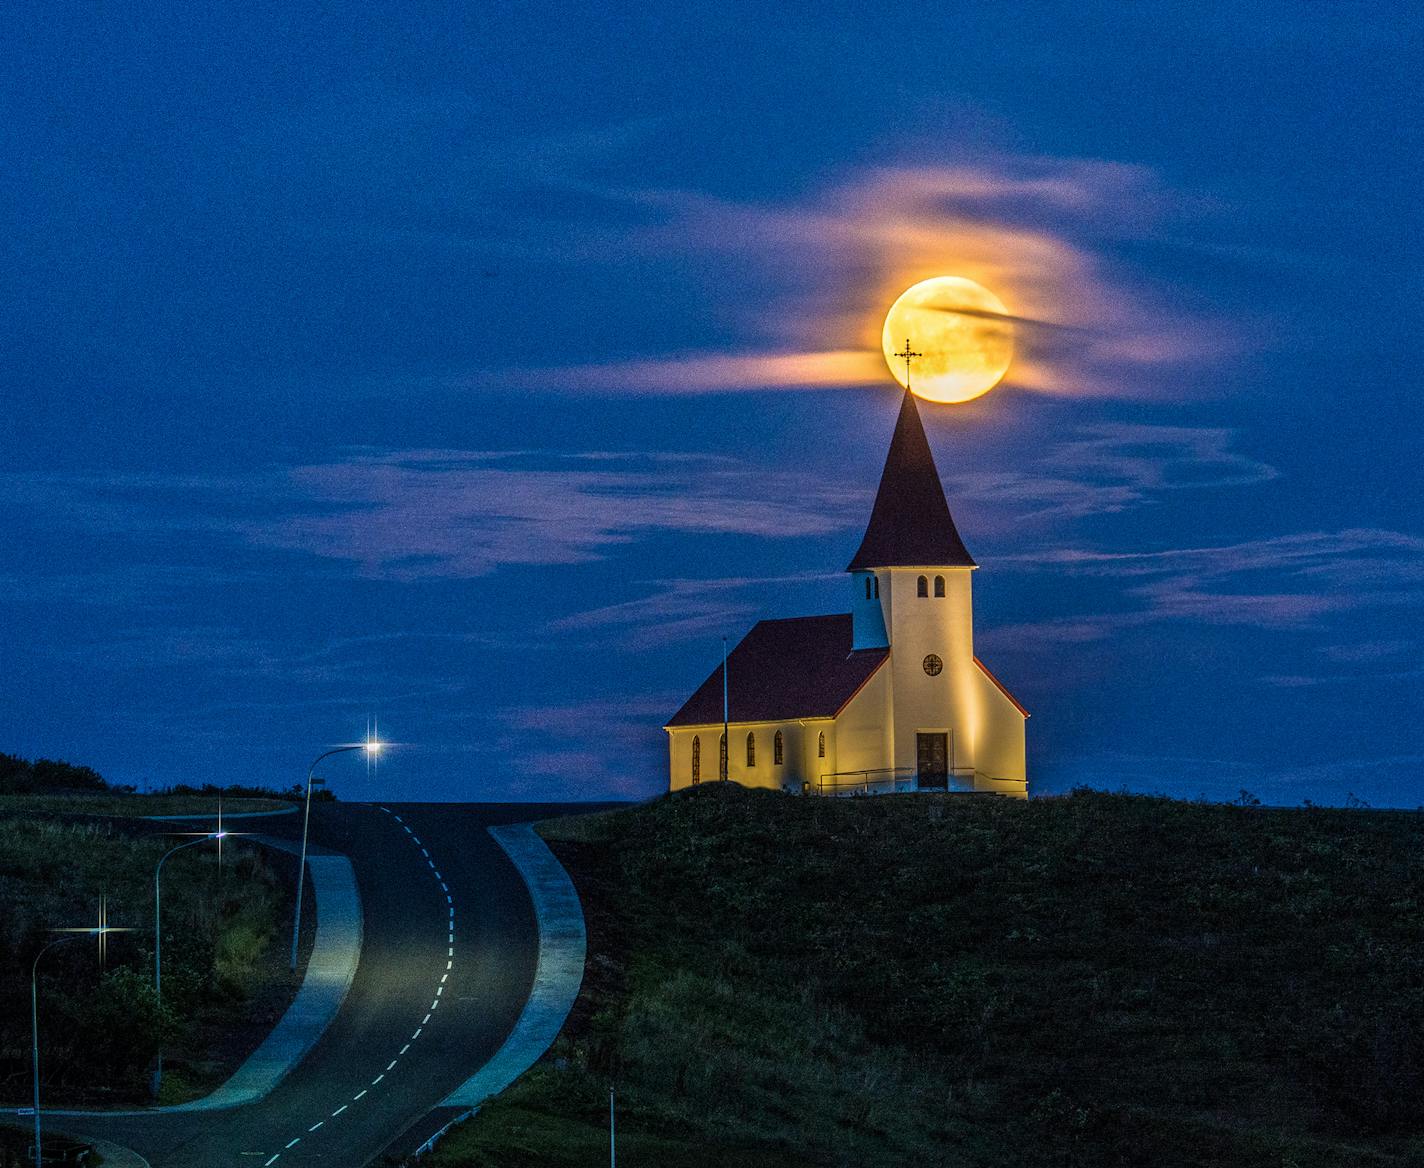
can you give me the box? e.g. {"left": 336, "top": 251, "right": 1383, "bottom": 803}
{"left": 429, "top": 785, "right": 1424, "bottom": 1167}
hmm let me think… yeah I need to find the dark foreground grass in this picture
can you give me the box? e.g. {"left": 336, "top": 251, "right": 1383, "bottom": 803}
{"left": 429, "top": 786, "right": 1424, "bottom": 1168}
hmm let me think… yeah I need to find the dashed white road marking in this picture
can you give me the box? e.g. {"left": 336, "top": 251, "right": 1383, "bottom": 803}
{"left": 282, "top": 804, "right": 455, "bottom": 1158}
{"left": 264, "top": 1155, "right": 279, "bottom": 1167}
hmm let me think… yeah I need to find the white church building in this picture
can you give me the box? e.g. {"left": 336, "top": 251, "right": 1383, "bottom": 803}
{"left": 665, "top": 388, "right": 1028, "bottom": 798}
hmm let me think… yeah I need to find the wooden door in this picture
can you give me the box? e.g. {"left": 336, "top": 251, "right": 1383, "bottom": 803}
{"left": 917, "top": 733, "right": 948, "bottom": 788}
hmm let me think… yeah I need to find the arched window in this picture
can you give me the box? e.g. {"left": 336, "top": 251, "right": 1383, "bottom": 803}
{"left": 719, "top": 733, "right": 727, "bottom": 779}
{"left": 691, "top": 736, "right": 701, "bottom": 784}
{"left": 934, "top": 575, "right": 945, "bottom": 597}
{"left": 917, "top": 575, "right": 928, "bottom": 597}
{"left": 873, "top": 577, "right": 880, "bottom": 598}
{"left": 818, "top": 731, "right": 826, "bottom": 758}
{"left": 746, "top": 732, "right": 756, "bottom": 767}
{"left": 864, "top": 577, "right": 872, "bottom": 599}
{"left": 773, "top": 730, "right": 784, "bottom": 765}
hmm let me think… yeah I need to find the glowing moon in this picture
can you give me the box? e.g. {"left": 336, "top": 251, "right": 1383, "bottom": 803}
{"left": 881, "top": 276, "right": 1014, "bottom": 403}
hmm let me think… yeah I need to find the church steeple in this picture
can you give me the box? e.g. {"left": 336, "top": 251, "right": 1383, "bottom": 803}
{"left": 846, "top": 389, "right": 976, "bottom": 571}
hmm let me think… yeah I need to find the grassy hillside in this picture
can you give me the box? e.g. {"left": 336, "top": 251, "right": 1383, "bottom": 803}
{"left": 430, "top": 786, "right": 1424, "bottom": 1168}
{"left": 0, "top": 810, "right": 299, "bottom": 1105}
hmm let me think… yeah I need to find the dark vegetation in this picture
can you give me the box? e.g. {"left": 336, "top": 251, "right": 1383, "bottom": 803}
{"left": 432, "top": 785, "right": 1424, "bottom": 1168}
{"left": 0, "top": 750, "right": 329, "bottom": 804}
{"left": 0, "top": 798, "right": 301, "bottom": 1105}
{"left": 0, "top": 754, "right": 113, "bottom": 796}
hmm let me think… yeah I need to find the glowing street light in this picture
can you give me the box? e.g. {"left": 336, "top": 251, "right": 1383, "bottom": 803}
{"left": 152, "top": 829, "right": 229, "bottom": 1097}
{"left": 31, "top": 907, "right": 130, "bottom": 1168}
{"left": 291, "top": 734, "right": 383, "bottom": 970}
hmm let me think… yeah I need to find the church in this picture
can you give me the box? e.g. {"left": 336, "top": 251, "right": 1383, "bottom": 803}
{"left": 664, "top": 388, "right": 1028, "bottom": 798}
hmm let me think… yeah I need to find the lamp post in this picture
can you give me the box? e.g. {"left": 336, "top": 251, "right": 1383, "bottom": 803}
{"left": 291, "top": 740, "right": 381, "bottom": 970}
{"left": 152, "top": 832, "right": 225, "bottom": 1097}
{"left": 31, "top": 921, "right": 127, "bottom": 1168}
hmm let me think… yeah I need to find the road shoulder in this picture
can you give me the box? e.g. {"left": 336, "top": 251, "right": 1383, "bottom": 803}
{"left": 441, "top": 822, "right": 587, "bottom": 1107}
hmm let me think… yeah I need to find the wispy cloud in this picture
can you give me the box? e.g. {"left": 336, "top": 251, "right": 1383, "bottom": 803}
{"left": 1, "top": 450, "right": 868, "bottom": 584}
{"left": 950, "top": 421, "right": 1278, "bottom": 521}
{"left": 990, "top": 528, "right": 1424, "bottom": 644}
{"left": 495, "top": 695, "right": 675, "bottom": 797}
{"left": 259, "top": 449, "right": 865, "bottom": 580}
{"left": 551, "top": 572, "right": 836, "bottom": 649}
{"left": 464, "top": 158, "right": 1238, "bottom": 399}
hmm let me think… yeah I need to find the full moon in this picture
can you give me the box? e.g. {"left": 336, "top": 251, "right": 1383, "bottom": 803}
{"left": 881, "top": 276, "right": 1014, "bottom": 404}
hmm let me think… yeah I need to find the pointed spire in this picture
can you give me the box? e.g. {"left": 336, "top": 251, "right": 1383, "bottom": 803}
{"left": 846, "top": 389, "right": 976, "bottom": 571}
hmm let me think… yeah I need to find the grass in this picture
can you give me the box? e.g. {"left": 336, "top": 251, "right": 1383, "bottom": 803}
{"left": 0, "top": 793, "right": 290, "bottom": 817}
{"left": 0, "top": 809, "right": 297, "bottom": 1105}
{"left": 428, "top": 785, "right": 1424, "bottom": 1168}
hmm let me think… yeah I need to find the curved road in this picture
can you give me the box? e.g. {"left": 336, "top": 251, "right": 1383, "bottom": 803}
{"left": 56, "top": 801, "right": 604, "bottom": 1168}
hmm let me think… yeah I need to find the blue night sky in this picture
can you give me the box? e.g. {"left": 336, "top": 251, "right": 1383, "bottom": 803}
{"left": 2, "top": 4, "right": 1420, "bottom": 805}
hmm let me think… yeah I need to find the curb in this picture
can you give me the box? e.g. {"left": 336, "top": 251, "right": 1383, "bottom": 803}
{"left": 440, "top": 823, "right": 587, "bottom": 1107}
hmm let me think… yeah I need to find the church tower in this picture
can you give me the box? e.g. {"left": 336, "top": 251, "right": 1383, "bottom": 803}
{"left": 845, "top": 389, "right": 1023, "bottom": 790}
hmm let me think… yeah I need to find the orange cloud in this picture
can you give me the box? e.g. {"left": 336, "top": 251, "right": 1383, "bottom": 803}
{"left": 469, "top": 158, "right": 1238, "bottom": 399}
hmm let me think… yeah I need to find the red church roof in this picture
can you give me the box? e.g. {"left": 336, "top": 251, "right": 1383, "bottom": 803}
{"left": 665, "top": 614, "right": 888, "bottom": 727}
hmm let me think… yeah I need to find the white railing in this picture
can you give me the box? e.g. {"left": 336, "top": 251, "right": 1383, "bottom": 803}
{"left": 814, "top": 767, "right": 917, "bottom": 796}
{"left": 813, "top": 766, "right": 990, "bottom": 796}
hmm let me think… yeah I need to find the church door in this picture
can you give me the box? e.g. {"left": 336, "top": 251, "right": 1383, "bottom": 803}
{"left": 917, "top": 733, "right": 948, "bottom": 789}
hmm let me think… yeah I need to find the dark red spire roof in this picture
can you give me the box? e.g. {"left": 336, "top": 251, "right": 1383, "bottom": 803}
{"left": 846, "top": 390, "right": 976, "bottom": 571}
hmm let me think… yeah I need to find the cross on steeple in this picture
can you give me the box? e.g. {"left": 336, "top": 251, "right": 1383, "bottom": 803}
{"left": 893, "top": 338, "right": 921, "bottom": 391}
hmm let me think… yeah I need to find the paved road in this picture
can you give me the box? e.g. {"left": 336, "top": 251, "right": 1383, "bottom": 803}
{"left": 51, "top": 801, "right": 608, "bottom": 1168}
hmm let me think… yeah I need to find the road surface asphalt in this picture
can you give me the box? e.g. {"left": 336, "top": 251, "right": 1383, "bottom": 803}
{"left": 40, "top": 800, "right": 610, "bottom": 1168}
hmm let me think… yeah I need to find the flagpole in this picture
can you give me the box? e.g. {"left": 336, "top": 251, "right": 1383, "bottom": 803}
{"left": 721, "top": 635, "right": 729, "bottom": 782}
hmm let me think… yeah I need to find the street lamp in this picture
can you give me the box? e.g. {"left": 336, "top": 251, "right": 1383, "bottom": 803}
{"left": 152, "top": 831, "right": 226, "bottom": 1097}
{"left": 31, "top": 917, "right": 128, "bottom": 1168}
{"left": 291, "top": 738, "right": 382, "bottom": 970}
